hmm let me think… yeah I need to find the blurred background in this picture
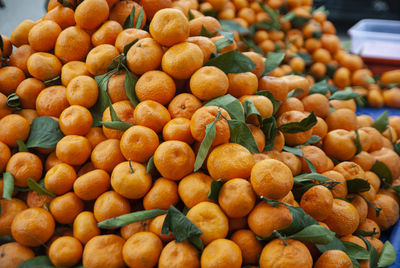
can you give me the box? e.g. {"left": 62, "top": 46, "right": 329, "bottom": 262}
{"left": 1, "top": 0, "right": 400, "bottom": 37}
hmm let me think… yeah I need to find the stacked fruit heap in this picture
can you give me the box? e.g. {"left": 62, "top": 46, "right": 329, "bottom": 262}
{"left": 1, "top": 0, "right": 400, "bottom": 267}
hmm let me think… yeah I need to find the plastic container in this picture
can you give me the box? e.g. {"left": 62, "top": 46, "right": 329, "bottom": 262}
{"left": 348, "top": 19, "right": 400, "bottom": 74}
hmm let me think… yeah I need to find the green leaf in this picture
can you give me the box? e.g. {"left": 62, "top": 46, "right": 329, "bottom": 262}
{"left": 281, "top": 12, "right": 295, "bottom": 21}
{"left": 283, "top": 146, "right": 317, "bottom": 173}
{"left": 286, "top": 88, "right": 304, "bottom": 99}
{"left": 19, "top": 256, "right": 54, "bottom": 268}
{"left": 278, "top": 112, "right": 317, "bottom": 134}
{"left": 303, "top": 135, "right": 321, "bottom": 145}
{"left": 214, "top": 30, "right": 234, "bottom": 53}
{"left": 188, "top": 235, "right": 204, "bottom": 251}
{"left": 123, "top": 5, "right": 136, "bottom": 29}
{"left": 205, "top": 50, "right": 256, "bottom": 74}
{"left": 161, "top": 205, "right": 202, "bottom": 242}
{"left": 359, "top": 236, "right": 380, "bottom": 268}
{"left": 134, "top": 7, "right": 144, "bottom": 29}
{"left": 202, "top": 9, "right": 217, "bottom": 18}
{"left": 378, "top": 241, "right": 396, "bottom": 267}
{"left": 123, "top": 39, "right": 138, "bottom": 56}
{"left": 316, "top": 236, "right": 347, "bottom": 253}
{"left": 0, "top": 235, "right": 15, "bottom": 245}
{"left": 57, "top": 0, "right": 74, "bottom": 8}
{"left": 194, "top": 119, "right": 217, "bottom": 172}
{"left": 309, "top": 80, "right": 329, "bottom": 95}
{"left": 291, "top": 16, "right": 310, "bottom": 28}
{"left": 293, "top": 173, "right": 331, "bottom": 184}
{"left": 124, "top": 67, "right": 140, "bottom": 107}
{"left": 258, "top": 2, "right": 281, "bottom": 30}
{"left": 100, "top": 121, "right": 133, "bottom": 131}
{"left": 242, "top": 100, "right": 261, "bottom": 125}
{"left": 261, "top": 116, "right": 276, "bottom": 151}
{"left": 288, "top": 224, "right": 335, "bottom": 244}
{"left": 2, "top": 172, "right": 14, "bottom": 200}
{"left": 394, "top": 142, "right": 400, "bottom": 156}
{"left": 255, "top": 90, "right": 281, "bottom": 115}
{"left": 188, "top": 10, "right": 195, "bottom": 21}
{"left": 98, "top": 209, "right": 167, "bottom": 228}
{"left": 200, "top": 25, "right": 217, "bottom": 38}
{"left": 263, "top": 52, "right": 285, "bottom": 76}
{"left": 240, "top": 36, "right": 263, "bottom": 55}
{"left": 26, "top": 117, "right": 64, "bottom": 149}
{"left": 343, "top": 241, "right": 370, "bottom": 260}
{"left": 17, "top": 140, "right": 28, "bottom": 152}
{"left": 371, "top": 160, "right": 393, "bottom": 186}
{"left": 146, "top": 156, "right": 158, "bottom": 174}
{"left": 372, "top": 110, "right": 389, "bottom": 133}
{"left": 353, "top": 229, "right": 380, "bottom": 237}
{"left": 208, "top": 179, "right": 223, "bottom": 202}
{"left": 220, "top": 20, "right": 250, "bottom": 35}
{"left": 346, "top": 179, "right": 370, "bottom": 193}
{"left": 228, "top": 120, "right": 259, "bottom": 153}
{"left": 328, "top": 90, "right": 360, "bottom": 100}
{"left": 354, "top": 130, "right": 362, "bottom": 155}
{"left": 43, "top": 76, "right": 61, "bottom": 87}
{"left": 27, "top": 178, "right": 56, "bottom": 197}
{"left": 6, "top": 93, "right": 21, "bottom": 110}
{"left": 205, "top": 94, "right": 244, "bottom": 121}
{"left": 91, "top": 72, "right": 114, "bottom": 126}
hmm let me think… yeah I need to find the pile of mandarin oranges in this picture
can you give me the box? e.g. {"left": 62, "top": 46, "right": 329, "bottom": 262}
{"left": 1, "top": 0, "right": 400, "bottom": 267}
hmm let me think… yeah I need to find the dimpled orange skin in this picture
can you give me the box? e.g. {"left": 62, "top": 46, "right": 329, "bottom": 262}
{"left": 218, "top": 178, "right": 256, "bottom": 218}
{"left": 0, "top": 242, "right": 35, "bottom": 268}
{"left": 115, "top": 29, "right": 150, "bottom": 53}
{"left": 186, "top": 202, "right": 229, "bottom": 245}
{"left": 250, "top": 159, "right": 293, "bottom": 199}
{"left": 49, "top": 192, "right": 84, "bottom": 224}
{"left": 0, "top": 115, "right": 30, "bottom": 147}
{"left": 133, "top": 100, "right": 171, "bottom": 133}
{"left": 314, "top": 250, "right": 353, "bottom": 268}
{"left": 86, "top": 44, "right": 120, "bottom": 76}
{"left": 135, "top": 70, "right": 176, "bottom": 105}
{"left": 323, "top": 199, "right": 360, "bottom": 237}
{"left": 27, "top": 52, "right": 62, "bottom": 81}
{"left": 0, "top": 66, "right": 26, "bottom": 95}
{"left": 190, "top": 66, "right": 229, "bottom": 101}
{"left": 143, "top": 178, "right": 179, "bottom": 210}
{"left": 168, "top": 93, "right": 203, "bottom": 119}
{"left": 149, "top": 8, "right": 189, "bottom": 47}
{"left": 66, "top": 75, "right": 99, "bottom": 108}
{"left": 201, "top": 239, "right": 242, "bottom": 268}
{"left": 0, "top": 198, "right": 27, "bottom": 236}
{"left": 93, "top": 191, "right": 131, "bottom": 223}
{"left": 207, "top": 143, "right": 255, "bottom": 181}
{"left": 277, "top": 111, "right": 313, "bottom": 146}
{"left": 48, "top": 236, "right": 83, "bottom": 267}
{"left": 190, "top": 106, "right": 231, "bottom": 146}
{"left": 161, "top": 42, "right": 204, "bottom": 79}
{"left": 55, "top": 26, "right": 92, "bottom": 63}
{"left": 247, "top": 201, "right": 292, "bottom": 238}
{"left": 91, "top": 139, "right": 125, "bottom": 173}
{"left": 11, "top": 208, "right": 55, "bottom": 247}
{"left": 59, "top": 105, "right": 93, "bottom": 136}
{"left": 56, "top": 135, "right": 92, "bottom": 166}
{"left": 120, "top": 125, "right": 159, "bottom": 163}
{"left": 126, "top": 38, "right": 164, "bottom": 75}
{"left": 6, "top": 152, "right": 43, "bottom": 187}
{"left": 300, "top": 185, "right": 334, "bottom": 221}
{"left": 74, "top": 0, "right": 109, "bottom": 30}
{"left": 73, "top": 169, "right": 111, "bottom": 201}
{"left": 36, "top": 86, "right": 69, "bottom": 117}
{"left": 122, "top": 232, "right": 163, "bottom": 268}
{"left": 73, "top": 211, "right": 101, "bottom": 245}
{"left": 15, "top": 78, "right": 45, "bottom": 109}
{"left": 82, "top": 235, "right": 125, "bottom": 268}
{"left": 44, "top": 163, "right": 77, "bottom": 195}
{"left": 153, "top": 140, "right": 195, "bottom": 181}
{"left": 259, "top": 239, "right": 313, "bottom": 268}
{"left": 158, "top": 240, "right": 200, "bottom": 268}
{"left": 91, "top": 20, "right": 123, "bottom": 47}
{"left": 28, "top": 20, "right": 61, "bottom": 52}
{"left": 178, "top": 172, "right": 213, "bottom": 208}
{"left": 111, "top": 161, "right": 152, "bottom": 199}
